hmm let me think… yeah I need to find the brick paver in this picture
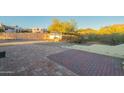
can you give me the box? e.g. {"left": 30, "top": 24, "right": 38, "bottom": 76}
{"left": 48, "top": 49, "right": 124, "bottom": 76}
{"left": 0, "top": 44, "right": 76, "bottom": 76}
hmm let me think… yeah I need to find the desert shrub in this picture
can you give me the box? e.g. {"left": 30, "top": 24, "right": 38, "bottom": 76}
{"left": 63, "top": 34, "right": 93, "bottom": 43}
{"left": 62, "top": 35, "right": 81, "bottom": 43}
{"left": 64, "top": 32, "right": 79, "bottom": 36}
{"left": 84, "top": 34, "right": 99, "bottom": 41}
{"left": 71, "top": 36, "right": 84, "bottom": 43}
{"left": 63, "top": 34, "right": 100, "bottom": 43}
{"left": 62, "top": 31, "right": 124, "bottom": 45}
{"left": 97, "top": 33, "right": 124, "bottom": 45}
{"left": 97, "top": 35, "right": 114, "bottom": 44}
{"left": 0, "top": 28, "right": 4, "bottom": 32}
{"left": 112, "top": 34, "right": 124, "bottom": 44}
{"left": 77, "top": 33, "right": 124, "bottom": 45}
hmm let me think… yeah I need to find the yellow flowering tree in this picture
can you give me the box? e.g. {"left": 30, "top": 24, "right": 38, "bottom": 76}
{"left": 77, "top": 28, "right": 97, "bottom": 35}
{"left": 48, "top": 19, "right": 76, "bottom": 33}
{"left": 98, "top": 24, "right": 124, "bottom": 35}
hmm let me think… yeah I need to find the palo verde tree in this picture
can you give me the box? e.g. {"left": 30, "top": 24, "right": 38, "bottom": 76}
{"left": 48, "top": 19, "right": 77, "bottom": 34}
{"left": 98, "top": 24, "right": 124, "bottom": 35}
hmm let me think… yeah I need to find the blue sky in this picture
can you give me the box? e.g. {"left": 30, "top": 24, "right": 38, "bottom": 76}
{"left": 1, "top": 16, "right": 124, "bottom": 29}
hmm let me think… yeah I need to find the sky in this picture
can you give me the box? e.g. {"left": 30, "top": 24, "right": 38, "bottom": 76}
{"left": 1, "top": 16, "right": 124, "bottom": 29}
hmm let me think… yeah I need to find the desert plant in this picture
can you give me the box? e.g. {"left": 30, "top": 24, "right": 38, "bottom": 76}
{"left": 0, "top": 28, "right": 4, "bottom": 32}
{"left": 48, "top": 19, "right": 77, "bottom": 33}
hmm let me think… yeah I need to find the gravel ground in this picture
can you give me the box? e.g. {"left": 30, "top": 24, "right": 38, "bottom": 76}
{"left": 63, "top": 44, "right": 124, "bottom": 58}
{"left": 0, "top": 42, "right": 76, "bottom": 76}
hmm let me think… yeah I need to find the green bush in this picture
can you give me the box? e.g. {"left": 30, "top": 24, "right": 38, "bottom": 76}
{"left": 84, "top": 34, "right": 99, "bottom": 41}
{"left": 0, "top": 28, "right": 4, "bottom": 32}
{"left": 63, "top": 33, "right": 124, "bottom": 45}
{"left": 97, "top": 33, "right": 124, "bottom": 45}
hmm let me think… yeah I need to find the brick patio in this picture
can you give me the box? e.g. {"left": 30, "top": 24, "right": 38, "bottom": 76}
{"left": 0, "top": 43, "right": 76, "bottom": 76}
{"left": 48, "top": 49, "right": 124, "bottom": 76}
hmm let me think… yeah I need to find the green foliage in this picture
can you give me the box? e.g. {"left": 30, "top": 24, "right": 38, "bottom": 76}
{"left": 77, "top": 28, "right": 97, "bottom": 35}
{"left": 48, "top": 19, "right": 77, "bottom": 33}
{"left": 98, "top": 24, "right": 124, "bottom": 34}
{"left": 48, "top": 19, "right": 124, "bottom": 45}
{"left": 70, "top": 33, "right": 124, "bottom": 45}
{"left": 0, "top": 28, "right": 4, "bottom": 32}
{"left": 63, "top": 24, "right": 124, "bottom": 45}
{"left": 62, "top": 35, "right": 80, "bottom": 43}
{"left": 98, "top": 33, "right": 124, "bottom": 45}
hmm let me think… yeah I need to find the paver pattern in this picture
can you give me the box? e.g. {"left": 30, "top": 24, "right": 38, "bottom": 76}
{"left": 48, "top": 49, "right": 124, "bottom": 76}
{"left": 1, "top": 40, "right": 124, "bottom": 76}
{"left": 0, "top": 42, "right": 76, "bottom": 76}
